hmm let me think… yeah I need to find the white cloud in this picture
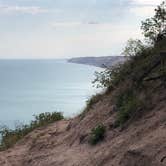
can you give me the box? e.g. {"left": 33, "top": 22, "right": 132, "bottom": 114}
{"left": 51, "top": 21, "right": 99, "bottom": 28}
{"left": 130, "top": 0, "right": 163, "bottom": 17}
{"left": 0, "top": 22, "right": 142, "bottom": 58}
{"left": 132, "top": 0, "right": 163, "bottom": 6}
{"left": 0, "top": 5, "right": 48, "bottom": 15}
{"left": 51, "top": 22, "right": 83, "bottom": 28}
{"left": 129, "top": 6, "right": 155, "bottom": 17}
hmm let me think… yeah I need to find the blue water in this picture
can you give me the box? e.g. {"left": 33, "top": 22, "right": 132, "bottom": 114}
{"left": 0, "top": 60, "right": 101, "bottom": 128}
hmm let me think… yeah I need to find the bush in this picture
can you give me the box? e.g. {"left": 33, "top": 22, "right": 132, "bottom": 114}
{"left": 122, "top": 39, "right": 145, "bottom": 57}
{"left": 115, "top": 89, "right": 142, "bottom": 127}
{"left": 89, "top": 124, "right": 106, "bottom": 145}
{"left": 32, "top": 112, "right": 64, "bottom": 127}
{"left": 0, "top": 112, "right": 64, "bottom": 150}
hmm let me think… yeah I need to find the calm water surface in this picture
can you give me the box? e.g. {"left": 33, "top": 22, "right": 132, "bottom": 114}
{"left": 0, "top": 60, "right": 102, "bottom": 128}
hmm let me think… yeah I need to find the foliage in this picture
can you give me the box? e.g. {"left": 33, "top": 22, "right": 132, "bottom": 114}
{"left": 90, "top": 1, "right": 166, "bottom": 129}
{"left": 114, "top": 89, "right": 142, "bottom": 127}
{"left": 32, "top": 112, "right": 63, "bottom": 126}
{"left": 93, "top": 39, "right": 166, "bottom": 91}
{"left": 93, "top": 69, "right": 112, "bottom": 88}
{"left": 93, "top": 58, "right": 139, "bottom": 90}
{"left": 122, "top": 39, "right": 145, "bottom": 57}
{"left": 0, "top": 112, "right": 64, "bottom": 150}
{"left": 93, "top": 39, "right": 166, "bottom": 125}
{"left": 141, "top": 1, "right": 166, "bottom": 43}
{"left": 93, "top": 40, "right": 150, "bottom": 89}
{"left": 89, "top": 124, "right": 106, "bottom": 145}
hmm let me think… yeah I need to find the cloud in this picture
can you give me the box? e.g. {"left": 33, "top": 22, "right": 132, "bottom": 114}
{"left": 131, "top": 0, "right": 163, "bottom": 6}
{"left": 129, "top": 0, "right": 163, "bottom": 17}
{"left": 51, "top": 23, "right": 142, "bottom": 57}
{"left": 0, "top": 5, "right": 48, "bottom": 15}
{"left": 129, "top": 6, "right": 155, "bottom": 17}
{"left": 51, "top": 21, "right": 99, "bottom": 28}
{"left": 87, "top": 21, "right": 99, "bottom": 25}
{"left": 0, "top": 22, "right": 142, "bottom": 58}
{"left": 52, "top": 22, "right": 82, "bottom": 28}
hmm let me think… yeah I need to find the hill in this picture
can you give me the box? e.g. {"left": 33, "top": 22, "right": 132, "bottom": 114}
{"left": 0, "top": 2, "right": 166, "bottom": 165}
{"left": 0, "top": 80, "right": 165, "bottom": 166}
{"left": 0, "top": 38, "right": 166, "bottom": 165}
{"left": 68, "top": 56, "right": 126, "bottom": 68}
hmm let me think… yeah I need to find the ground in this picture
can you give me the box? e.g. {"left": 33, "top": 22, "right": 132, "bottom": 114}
{"left": 0, "top": 88, "right": 166, "bottom": 166}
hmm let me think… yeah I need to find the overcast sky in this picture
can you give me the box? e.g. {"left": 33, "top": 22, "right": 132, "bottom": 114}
{"left": 0, "top": 0, "right": 163, "bottom": 59}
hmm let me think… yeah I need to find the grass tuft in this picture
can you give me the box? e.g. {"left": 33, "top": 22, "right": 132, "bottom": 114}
{"left": 89, "top": 124, "right": 106, "bottom": 145}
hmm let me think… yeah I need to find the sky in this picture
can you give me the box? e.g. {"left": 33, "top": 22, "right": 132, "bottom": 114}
{"left": 0, "top": 0, "right": 163, "bottom": 59}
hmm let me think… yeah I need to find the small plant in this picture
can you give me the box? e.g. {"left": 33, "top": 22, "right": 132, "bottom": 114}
{"left": 115, "top": 89, "right": 142, "bottom": 127}
{"left": 0, "top": 112, "right": 64, "bottom": 151}
{"left": 89, "top": 124, "right": 106, "bottom": 145}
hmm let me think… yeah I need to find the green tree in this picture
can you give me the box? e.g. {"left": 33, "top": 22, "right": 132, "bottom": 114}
{"left": 141, "top": 1, "right": 166, "bottom": 43}
{"left": 122, "top": 39, "right": 145, "bottom": 56}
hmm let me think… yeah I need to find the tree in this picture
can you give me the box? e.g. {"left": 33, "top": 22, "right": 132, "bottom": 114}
{"left": 122, "top": 39, "right": 145, "bottom": 56}
{"left": 141, "top": 1, "right": 166, "bottom": 43}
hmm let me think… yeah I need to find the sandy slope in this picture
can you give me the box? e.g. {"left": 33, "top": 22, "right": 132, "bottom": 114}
{"left": 0, "top": 89, "right": 166, "bottom": 166}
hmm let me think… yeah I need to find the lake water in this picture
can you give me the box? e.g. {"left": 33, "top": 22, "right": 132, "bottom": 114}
{"left": 0, "top": 60, "right": 102, "bottom": 128}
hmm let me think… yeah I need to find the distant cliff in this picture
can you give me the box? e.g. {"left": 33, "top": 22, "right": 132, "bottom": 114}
{"left": 68, "top": 56, "right": 126, "bottom": 68}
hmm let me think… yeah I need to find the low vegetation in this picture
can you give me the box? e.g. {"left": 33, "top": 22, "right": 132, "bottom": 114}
{"left": 0, "top": 112, "right": 64, "bottom": 151}
{"left": 86, "top": 1, "right": 166, "bottom": 128}
{"left": 89, "top": 124, "right": 106, "bottom": 145}
{"left": 114, "top": 89, "right": 144, "bottom": 127}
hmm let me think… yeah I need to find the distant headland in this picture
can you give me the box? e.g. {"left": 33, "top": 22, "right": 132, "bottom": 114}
{"left": 68, "top": 56, "right": 126, "bottom": 68}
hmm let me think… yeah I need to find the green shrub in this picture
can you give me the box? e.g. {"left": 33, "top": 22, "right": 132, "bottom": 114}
{"left": 93, "top": 63, "right": 126, "bottom": 89}
{"left": 115, "top": 90, "right": 142, "bottom": 127}
{"left": 0, "top": 112, "right": 64, "bottom": 151}
{"left": 89, "top": 124, "right": 106, "bottom": 145}
{"left": 122, "top": 39, "right": 145, "bottom": 57}
{"left": 33, "top": 112, "right": 64, "bottom": 127}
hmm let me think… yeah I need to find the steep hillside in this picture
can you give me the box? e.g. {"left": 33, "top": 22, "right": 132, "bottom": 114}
{"left": 0, "top": 83, "right": 165, "bottom": 166}
{"left": 68, "top": 56, "right": 125, "bottom": 68}
{"left": 0, "top": 2, "right": 166, "bottom": 165}
{"left": 0, "top": 37, "right": 166, "bottom": 166}
{"left": 1, "top": 35, "right": 166, "bottom": 166}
